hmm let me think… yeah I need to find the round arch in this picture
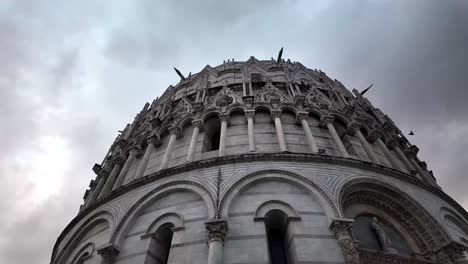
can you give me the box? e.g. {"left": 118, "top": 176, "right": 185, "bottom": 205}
{"left": 201, "top": 110, "right": 223, "bottom": 123}
{"left": 110, "top": 181, "right": 215, "bottom": 246}
{"left": 254, "top": 200, "right": 300, "bottom": 220}
{"left": 178, "top": 116, "right": 195, "bottom": 130}
{"left": 280, "top": 105, "right": 298, "bottom": 116}
{"left": 440, "top": 207, "right": 468, "bottom": 243}
{"left": 227, "top": 106, "right": 246, "bottom": 116}
{"left": 219, "top": 169, "right": 338, "bottom": 219}
{"left": 338, "top": 177, "right": 451, "bottom": 253}
{"left": 67, "top": 242, "right": 94, "bottom": 264}
{"left": 145, "top": 212, "right": 184, "bottom": 235}
{"left": 53, "top": 211, "right": 114, "bottom": 264}
{"left": 253, "top": 104, "right": 273, "bottom": 114}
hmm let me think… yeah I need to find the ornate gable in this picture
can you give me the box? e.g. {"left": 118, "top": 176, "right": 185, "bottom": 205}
{"left": 254, "top": 80, "right": 292, "bottom": 103}
{"left": 172, "top": 98, "right": 194, "bottom": 118}
{"left": 207, "top": 85, "right": 243, "bottom": 108}
{"left": 304, "top": 86, "right": 338, "bottom": 110}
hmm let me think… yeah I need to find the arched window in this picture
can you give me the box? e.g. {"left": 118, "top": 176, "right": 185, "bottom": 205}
{"left": 265, "top": 210, "right": 289, "bottom": 264}
{"left": 202, "top": 116, "right": 221, "bottom": 152}
{"left": 148, "top": 223, "right": 174, "bottom": 264}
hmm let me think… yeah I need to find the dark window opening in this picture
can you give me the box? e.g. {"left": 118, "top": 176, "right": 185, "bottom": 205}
{"left": 148, "top": 223, "right": 174, "bottom": 264}
{"left": 265, "top": 210, "right": 289, "bottom": 264}
{"left": 210, "top": 130, "right": 220, "bottom": 151}
{"left": 202, "top": 116, "right": 221, "bottom": 152}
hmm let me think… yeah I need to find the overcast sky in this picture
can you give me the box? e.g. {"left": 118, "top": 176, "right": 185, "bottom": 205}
{"left": 1, "top": 1, "right": 467, "bottom": 263}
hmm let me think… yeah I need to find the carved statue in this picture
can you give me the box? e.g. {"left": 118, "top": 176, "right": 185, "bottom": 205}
{"left": 371, "top": 217, "right": 397, "bottom": 254}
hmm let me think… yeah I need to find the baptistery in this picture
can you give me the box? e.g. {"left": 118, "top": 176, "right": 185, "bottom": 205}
{"left": 51, "top": 53, "right": 468, "bottom": 264}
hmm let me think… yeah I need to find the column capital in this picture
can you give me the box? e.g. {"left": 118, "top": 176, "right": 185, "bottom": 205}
{"left": 169, "top": 126, "right": 182, "bottom": 138}
{"left": 146, "top": 134, "right": 161, "bottom": 147}
{"left": 127, "top": 145, "right": 142, "bottom": 156}
{"left": 111, "top": 155, "right": 126, "bottom": 166}
{"left": 218, "top": 113, "right": 230, "bottom": 122}
{"left": 386, "top": 138, "right": 399, "bottom": 150}
{"left": 244, "top": 109, "right": 255, "bottom": 119}
{"left": 367, "top": 129, "right": 383, "bottom": 143}
{"left": 404, "top": 145, "right": 419, "bottom": 158}
{"left": 346, "top": 122, "right": 362, "bottom": 135}
{"left": 296, "top": 111, "right": 309, "bottom": 121}
{"left": 191, "top": 119, "right": 204, "bottom": 130}
{"left": 97, "top": 167, "right": 110, "bottom": 179}
{"left": 329, "top": 218, "right": 361, "bottom": 264}
{"left": 96, "top": 243, "right": 120, "bottom": 264}
{"left": 343, "top": 105, "right": 356, "bottom": 117}
{"left": 205, "top": 219, "right": 228, "bottom": 244}
{"left": 319, "top": 115, "right": 335, "bottom": 128}
{"left": 271, "top": 109, "right": 282, "bottom": 119}
{"left": 329, "top": 218, "right": 355, "bottom": 241}
{"left": 382, "top": 120, "right": 397, "bottom": 133}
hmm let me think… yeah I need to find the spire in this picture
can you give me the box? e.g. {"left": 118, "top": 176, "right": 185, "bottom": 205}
{"left": 174, "top": 67, "right": 186, "bottom": 81}
{"left": 276, "top": 47, "right": 283, "bottom": 64}
{"left": 360, "top": 83, "right": 373, "bottom": 95}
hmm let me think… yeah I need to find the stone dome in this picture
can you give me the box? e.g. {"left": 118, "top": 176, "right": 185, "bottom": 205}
{"left": 51, "top": 56, "right": 468, "bottom": 264}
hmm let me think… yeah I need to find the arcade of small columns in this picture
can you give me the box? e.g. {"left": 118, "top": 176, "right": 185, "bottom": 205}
{"left": 82, "top": 109, "right": 436, "bottom": 210}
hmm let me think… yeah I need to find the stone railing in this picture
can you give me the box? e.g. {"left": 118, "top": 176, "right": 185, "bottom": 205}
{"left": 358, "top": 249, "right": 436, "bottom": 264}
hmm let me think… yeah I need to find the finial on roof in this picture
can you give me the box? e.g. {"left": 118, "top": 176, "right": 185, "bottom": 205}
{"left": 360, "top": 83, "right": 374, "bottom": 95}
{"left": 276, "top": 47, "right": 283, "bottom": 63}
{"left": 174, "top": 67, "right": 186, "bottom": 81}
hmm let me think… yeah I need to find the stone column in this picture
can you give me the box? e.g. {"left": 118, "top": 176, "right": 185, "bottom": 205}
{"left": 82, "top": 179, "right": 97, "bottom": 209}
{"left": 187, "top": 119, "right": 203, "bottom": 162}
{"left": 96, "top": 243, "right": 120, "bottom": 264}
{"left": 85, "top": 168, "right": 109, "bottom": 206}
{"left": 375, "top": 138, "right": 404, "bottom": 171}
{"left": 272, "top": 110, "right": 288, "bottom": 152}
{"left": 245, "top": 110, "right": 256, "bottom": 152}
{"left": 218, "top": 114, "right": 229, "bottom": 157}
{"left": 405, "top": 146, "right": 436, "bottom": 185}
{"left": 112, "top": 147, "right": 140, "bottom": 190}
{"left": 389, "top": 139, "right": 414, "bottom": 174}
{"left": 205, "top": 220, "right": 228, "bottom": 264}
{"left": 242, "top": 81, "right": 247, "bottom": 96}
{"left": 98, "top": 156, "right": 124, "bottom": 199}
{"left": 297, "top": 111, "right": 318, "bottom": 153}
{"left": 329, "top": 218, "right": 361, "bottom": 264}
{"left": 348, "top": 122, "right": 378, "bottom": 163}
{"left": 321, "top": 116, "right": 349, "bottom": 158}
{"left": 160, "top": 127, "right": 180, "bottom": 170}
{"left": 135, "top": 135, "right": 159, "bottom": 179}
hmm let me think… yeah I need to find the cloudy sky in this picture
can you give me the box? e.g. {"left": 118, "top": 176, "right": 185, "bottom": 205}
{"left": 1, "top": 0, "right": 467, "bottom": 263}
